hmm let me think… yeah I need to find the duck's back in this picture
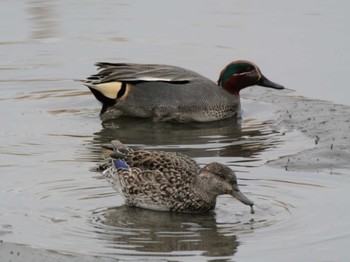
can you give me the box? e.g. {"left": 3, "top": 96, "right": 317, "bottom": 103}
{"left": 122, "top": 149, "right": 199, "bottom": 178}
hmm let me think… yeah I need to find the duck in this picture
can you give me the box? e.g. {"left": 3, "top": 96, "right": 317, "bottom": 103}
{"left": 94, "top": 140, "right": 255, "bottom": 214}
{"left": 81, "top": 60, "right": 284, "bottom": 122}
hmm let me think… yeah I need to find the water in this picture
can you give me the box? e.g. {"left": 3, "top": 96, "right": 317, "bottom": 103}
{"left": 1, "top": 1, "right": 350, "bottom": 261}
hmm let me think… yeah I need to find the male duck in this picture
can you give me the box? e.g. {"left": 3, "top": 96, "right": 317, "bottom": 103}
{"left": 82, "top": 60, "right": 284, "bottom": 122}
{"left": 95, "top": 140, "right": 255, "bottom": 214}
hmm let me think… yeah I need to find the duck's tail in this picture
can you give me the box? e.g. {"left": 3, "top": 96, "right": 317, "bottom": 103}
{"left": 91, "top": 140, "right": 132, "bottom": 173}
{"left": 90, "top": 161, "right": 111, "bottom": 173}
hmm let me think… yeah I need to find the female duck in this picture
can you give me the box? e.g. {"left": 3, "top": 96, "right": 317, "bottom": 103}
{"left": 82, "top": 60, "right": 284, "bottom": 122}
{"left": 95, "top": 140, "right": 254, "bottom": 214}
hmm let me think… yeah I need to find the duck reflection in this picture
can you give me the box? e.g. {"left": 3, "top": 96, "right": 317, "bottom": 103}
{"left": 88, "top": 116, "right": 282, "bottom": 162}
{"left": 27, "top": 0, "right": 59, "bottom": 40}
{"left": 91, "top": 206, "right": 243, "bottom": 257}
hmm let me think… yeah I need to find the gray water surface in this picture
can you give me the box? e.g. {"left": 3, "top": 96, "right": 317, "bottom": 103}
{"left": 1, "top": 1, "right": 350, "bottom": 261}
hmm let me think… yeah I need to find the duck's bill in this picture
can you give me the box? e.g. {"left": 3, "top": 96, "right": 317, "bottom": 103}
{"left": 233, "top": 190, "right": 254, "bottom": 206}
{"left": 233, "top": 190, "right": 255, "bottom": 214}
{"left": 257, "top": 74, "right": 284, "bottom": 90}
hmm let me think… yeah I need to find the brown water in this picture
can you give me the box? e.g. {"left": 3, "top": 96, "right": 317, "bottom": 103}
{"left": 1, "top": 1, "right": 350, "bottom": 261}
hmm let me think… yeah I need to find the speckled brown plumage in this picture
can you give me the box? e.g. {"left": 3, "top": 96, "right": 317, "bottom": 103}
{"left": 97, "top": 140, "right": 255, "bottom": 213}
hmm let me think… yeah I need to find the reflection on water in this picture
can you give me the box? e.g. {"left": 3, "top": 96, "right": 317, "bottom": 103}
{"left": 27, "top": 0, "right": 59, "bottom": 40}
{"left": 89, "top": 115, "right": 285, "bottom": 167}
{"left": 90, "top": 206, "right": 240, "bottom": 257}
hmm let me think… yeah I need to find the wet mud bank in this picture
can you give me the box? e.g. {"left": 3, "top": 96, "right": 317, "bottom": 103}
{"left": 243, "top": 88, "right": 350, "bottom": 174}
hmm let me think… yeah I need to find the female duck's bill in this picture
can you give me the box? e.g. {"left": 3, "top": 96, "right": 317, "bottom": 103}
{"left": 232, "top": 186, "right": 255, "bottom": 214}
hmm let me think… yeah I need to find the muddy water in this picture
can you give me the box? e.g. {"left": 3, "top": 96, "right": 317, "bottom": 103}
{"left": 1, "top": 1, "right": 350, "bottom": 261}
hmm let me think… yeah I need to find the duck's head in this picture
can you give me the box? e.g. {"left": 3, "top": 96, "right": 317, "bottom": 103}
{"left": 217, "top": 60, "right": 284, "bottom": 96}
{"left": 197, "top": 162, "right": 255, "bottom": 213}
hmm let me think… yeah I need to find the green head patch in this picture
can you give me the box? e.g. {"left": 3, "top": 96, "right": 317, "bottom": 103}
{"left": 218, "top": 62, "right": 256, "bottom": 87}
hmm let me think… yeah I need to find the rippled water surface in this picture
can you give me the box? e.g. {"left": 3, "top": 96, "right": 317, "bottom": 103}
{"left": 1, "top": 1, "right": 350, "bottom": 261}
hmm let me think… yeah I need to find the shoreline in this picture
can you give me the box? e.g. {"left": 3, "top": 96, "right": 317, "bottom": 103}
{"left": 243, "top": 88, "right": 350, "bottom": 174}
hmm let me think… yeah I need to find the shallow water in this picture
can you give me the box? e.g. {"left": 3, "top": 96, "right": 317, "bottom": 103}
{"left": 1, "top": 1, "right": 350, "bottom": 261}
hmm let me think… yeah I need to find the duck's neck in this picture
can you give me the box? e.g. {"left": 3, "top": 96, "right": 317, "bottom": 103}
{"left": 222, "top": 83, "right": 240, "bottom": 97}
{"left": 192, "top": 177, "right": 219, "bottom": 206}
